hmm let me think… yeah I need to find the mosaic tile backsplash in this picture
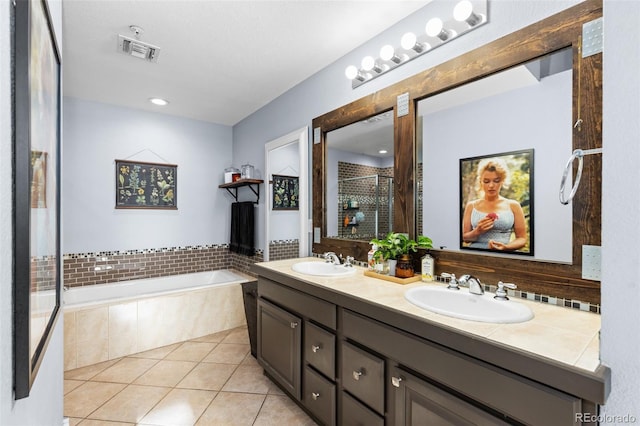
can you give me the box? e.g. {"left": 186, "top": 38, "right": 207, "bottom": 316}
{"left": 63, "top": 240, "right": 300, "bottom": 288}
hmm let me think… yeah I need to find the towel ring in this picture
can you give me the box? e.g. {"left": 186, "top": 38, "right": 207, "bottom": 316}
{"left": 559, "top": 148, "right": 602, "bottom": 205}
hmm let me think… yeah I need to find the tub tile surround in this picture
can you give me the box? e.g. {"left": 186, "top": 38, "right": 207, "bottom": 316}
{"left": 257, "top": 257, "right": 602, "bottom": 372}
{"left": 63, "top": 240, "right": 300, "bottom": 289}
{"left": 64, "top": 326, "right": 317, "bottom": 425}
{"left": 64, "top": 281, "right": 247, "bottom": 370}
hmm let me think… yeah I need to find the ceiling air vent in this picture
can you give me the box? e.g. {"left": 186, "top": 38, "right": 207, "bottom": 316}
{"left": 117, "top": 34, "right": 160, "bottom": 63}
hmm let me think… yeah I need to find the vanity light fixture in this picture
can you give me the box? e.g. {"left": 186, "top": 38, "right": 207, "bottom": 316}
{"left": 149, "top": 97, "right": 169, "bottom": 106}
{"left": 344, "top": 0, "right": 487, "bottom": 89}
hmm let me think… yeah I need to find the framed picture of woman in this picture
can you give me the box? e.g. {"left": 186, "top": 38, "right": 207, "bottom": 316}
{"left": 460, "top": 149, "right": 534, "bottom": 256}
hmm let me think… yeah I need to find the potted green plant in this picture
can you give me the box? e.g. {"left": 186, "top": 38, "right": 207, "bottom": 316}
{"left": 370, "top": 233, "right": 432, "bottom": 277}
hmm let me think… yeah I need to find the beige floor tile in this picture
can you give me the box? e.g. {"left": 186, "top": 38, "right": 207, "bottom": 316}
{"left": 139, "top": 388, "right": 217, "bottom": 426}
{"left": 64, "top": 381, "right": 126, "bottom": 418}
{"left": 176, "top": 362, "right": 237, "bottom": 391}
{"left": 64, "top": 358, "right": 120, "bottom": 380}
{"left": 64, "top": 379, "right": 85, "bottom": 395}
{"left": 91, "top": 357, "right": 159, "bottom": 384}
{"left": 240, "top": 353, "right": 260, "bottom": 367}
{"left": 134, "top": 360, "right": 197, "bottom": 387}
{"left": 190, "top": 330, "right": 230, "bottom": 343}
{"left": 222, "top": 327, "right": 250, "bottom": 344}
{"left": 88, "top": 384, "right": 171, "bottom": 423}
{"left": 221, "top": 365, "right": 276, "bottom": 394}
{"left": 129, "top": 343, "right": 182, "bottom": 359}
{"left": 202, "top": 343, "right": 250, "bottom": 364}
{"left": 67, "top": 418, "right": 83, "bottom": 426}
{"left": 165, "top": 341, "right": 217, "bottom": 362}
{"left": 196, "top": 392, "right": 265, "bottom": 426}
{"left": 77, "top": 420, "right": 134, "bottom": 426}
{"left": 253, "top": 395, "right": 317, "bottom": 426}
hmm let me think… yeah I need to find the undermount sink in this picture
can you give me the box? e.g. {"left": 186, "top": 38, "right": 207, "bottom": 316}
{"left": 405, "top": 286, "right": 534, "bottom": 324}
{"left": 291, "top": 261, "right": 357, "bottom": 277}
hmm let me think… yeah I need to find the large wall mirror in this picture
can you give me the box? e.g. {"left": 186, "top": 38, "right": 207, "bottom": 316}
{"left": 313, "top": 0, "right": 602, "bottom": 304}
{"left": 418, "top": 48, "right": 573, "bottom": 263}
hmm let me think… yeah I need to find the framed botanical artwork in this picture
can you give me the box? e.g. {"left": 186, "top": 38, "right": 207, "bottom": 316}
{"left": 460, "top": 149, "right": 534, "bottom": 256}
{"left": 14, "top": 0, "right": 62, "bottom": 399}
{"left": 272, "top": 175, "right": 299, "bottom": 210}
{"left": 115, "top": 160, "right": 177, "bottom": 209}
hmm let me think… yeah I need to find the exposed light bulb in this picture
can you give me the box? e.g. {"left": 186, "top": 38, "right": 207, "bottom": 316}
{"left": 379, "top": 45, "right": 395, "bottom": 61}
{"left": 401, "top": 32, "right": 428, "bottom": 53}
{"left": 361, "top": 56, "right": 375, "bottom": 71}
{"left": 345, "top": 65, "right": 359, "bottom": 80}
{"left": 454, "top": 0, "right": 483, "bottom": 26}
{"left": 426, "top": 17, "right": 453, "bottom": 41}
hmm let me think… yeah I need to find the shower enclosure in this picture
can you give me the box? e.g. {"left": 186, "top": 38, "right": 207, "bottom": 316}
{"left": 338, "top": 174, "right": 393, "bottom": 239}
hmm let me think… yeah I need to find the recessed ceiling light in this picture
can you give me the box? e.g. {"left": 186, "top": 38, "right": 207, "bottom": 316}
{"left": 379, "top": 149, "right": 388, "bottom": 154}
{"left": 149, "top": 97, "right": 169, "bottom": 106}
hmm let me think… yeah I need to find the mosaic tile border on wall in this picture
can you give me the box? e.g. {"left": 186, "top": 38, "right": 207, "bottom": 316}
{"left": 63, "top": 240, "right": 301, "bottom": 288}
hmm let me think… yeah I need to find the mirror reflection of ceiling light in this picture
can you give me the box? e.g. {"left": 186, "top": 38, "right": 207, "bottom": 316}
{"left": 345, "top": 0, "right": 487, "bottom": 89}
{"left": 149, "top": 98, "right": 169, "bottom": 106}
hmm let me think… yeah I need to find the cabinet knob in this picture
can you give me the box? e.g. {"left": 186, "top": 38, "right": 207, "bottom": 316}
{"left": 311, "top": 344, "right": 321, "bottom": 353}
{"left": 311, "top": 392, "right": 320, "bottom": 400}
{"left": 391, "top": 376, "right": 403, "bottom": 387}
{"left": 290, "top": 322, "right": 299, "bottom": 329}
{"left": 352, "top": 369, "right": 364, "bottom": 381}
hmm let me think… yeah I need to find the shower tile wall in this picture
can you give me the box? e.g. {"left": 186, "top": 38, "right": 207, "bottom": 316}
{"left": 338, "top": 162, "right": 393, "bottom": 239}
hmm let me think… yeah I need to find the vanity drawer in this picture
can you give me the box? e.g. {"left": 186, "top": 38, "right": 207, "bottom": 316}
{"left": 259, "top": 277, "right": 336, "bottom": 329}
{"left": 303, "top": 365, "right": 336, "bottom": 426}
{"left": 305, "top": 322, "right": 335, "bottom": 379}
{"left": 340, "top": 340, "right": 385, "bottom": 415}
{"left": 340, "top": 391, "right": 384, "bottom": 426}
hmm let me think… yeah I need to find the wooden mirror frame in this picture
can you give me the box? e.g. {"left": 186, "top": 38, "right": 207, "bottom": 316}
{"left": 312, "top": 0, "right": 602, "bottom": 305}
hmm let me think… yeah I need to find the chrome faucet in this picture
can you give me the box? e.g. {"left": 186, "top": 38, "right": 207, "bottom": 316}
{"left": 458, "top": 274, "right": 484, "bottom": 295}
{"left": 323, "top": 252, "right": 341, "bottom": 265}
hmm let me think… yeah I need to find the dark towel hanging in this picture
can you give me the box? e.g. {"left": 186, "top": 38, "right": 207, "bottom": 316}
{"left": 230, "top": 201, "right": 255, "bottom": 255}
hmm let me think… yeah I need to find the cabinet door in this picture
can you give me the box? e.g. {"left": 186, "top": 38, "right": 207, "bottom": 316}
{"left": 391, "top": 366, "right": 511, "bottom": 426}
{"left": 257, "top": 298, "right": 302, "bottom": 399}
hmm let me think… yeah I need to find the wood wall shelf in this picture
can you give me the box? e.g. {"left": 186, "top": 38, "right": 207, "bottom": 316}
{"left": 219, "top": 179, "right": 264, "bottom": 203}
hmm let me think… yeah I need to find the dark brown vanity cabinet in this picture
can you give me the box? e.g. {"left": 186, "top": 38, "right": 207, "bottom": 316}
{"left": 257, "top": 298, "right": 302, "bottom": 399}
{"left": 390, "top": 366, "right": 511, "bottom": 425}
{"left": 257, "top": 277, "right": 338, "bottom": 425}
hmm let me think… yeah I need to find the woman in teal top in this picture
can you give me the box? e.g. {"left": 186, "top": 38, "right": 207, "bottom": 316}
{"left": 462, "top": 158, "right": 527, "bottom": 251}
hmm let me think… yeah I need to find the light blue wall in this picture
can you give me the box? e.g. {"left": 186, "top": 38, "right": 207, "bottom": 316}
{"left": 601, "top": 0, "right": 640, "bottom": 420}
{"left": 1, "top": 0, "right": 65, "bottom": 423}
{"left": 62, "top": 98, "right": 233, "bottom": 253}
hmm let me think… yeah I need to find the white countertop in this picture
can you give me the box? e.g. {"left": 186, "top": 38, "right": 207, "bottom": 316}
{"left": 255, "top": 257, "right": 601, "bottom": 373}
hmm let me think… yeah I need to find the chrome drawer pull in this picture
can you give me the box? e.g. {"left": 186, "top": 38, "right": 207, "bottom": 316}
{"left": 352, "top": 369, "right": 364, "bottom": 381}
{"left": 311, "top": 392, "right": 320, "bottom": 400}
{"left": 311, "top": 344, "right": 321, "bottom": 353}
{"left": 290, "top": 322, "right": 299, "bottom": 329}
{"left": 391, "top": 376, "right": 403, "bottom": 387}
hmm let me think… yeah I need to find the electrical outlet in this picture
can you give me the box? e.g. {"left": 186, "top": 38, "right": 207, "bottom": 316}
{"left": 582, "top": 245, "right": 601, "bottom": 281}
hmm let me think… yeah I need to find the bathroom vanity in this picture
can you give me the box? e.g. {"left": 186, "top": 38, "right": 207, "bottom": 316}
{"left": 252, "top": 258, "right": 609, "bottom": 426}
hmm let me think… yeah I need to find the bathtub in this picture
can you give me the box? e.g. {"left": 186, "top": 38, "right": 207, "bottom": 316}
{"left": 63, "top": 270, "right": 252, "bottom": 371}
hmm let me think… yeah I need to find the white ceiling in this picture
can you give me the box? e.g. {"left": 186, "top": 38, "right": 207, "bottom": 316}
{"left": 62, "top": 0, "right": 431, "bottom": 126}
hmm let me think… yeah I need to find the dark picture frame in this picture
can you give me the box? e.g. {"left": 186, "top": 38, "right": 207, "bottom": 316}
{"left": 14, "top": 0, "right": 62, "bottom": 399}
{"left": 272, "top": 175, "right": 299, "bottom": 210}
{"left": 115, "top": 160, "right": 177, "bottom": 209}
{"left": 459, "top": 149, "right": 534, "bottom": 256}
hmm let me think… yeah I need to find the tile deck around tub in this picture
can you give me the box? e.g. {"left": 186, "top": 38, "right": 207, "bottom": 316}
{"left": 64, "top": 326, "right": 318, "bottom": 426}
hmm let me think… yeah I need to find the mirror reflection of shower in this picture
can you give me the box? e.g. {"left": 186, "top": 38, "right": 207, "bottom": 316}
{"left": 325, "top": 110, "right": 394, "bottom": 240}
{"left": 338, "top": 173, "right": 393, "bottom": 240}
